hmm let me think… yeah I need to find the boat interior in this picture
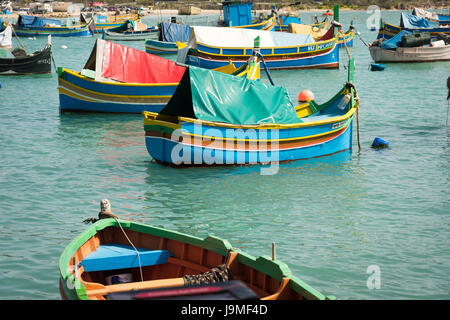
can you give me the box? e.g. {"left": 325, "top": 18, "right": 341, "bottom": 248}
{"left": 68, "top": 225, "right": 305, "bottom": 300}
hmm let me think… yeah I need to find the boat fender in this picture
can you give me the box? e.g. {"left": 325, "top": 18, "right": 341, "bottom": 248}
{"left": 61, "top": 45, "right": 67, "bottom": 49}
{"left": 298, "top": 89, "right": 314, "bottom": 103}
{"left": 371, "top": 137, "right": 389, "bottom": 149}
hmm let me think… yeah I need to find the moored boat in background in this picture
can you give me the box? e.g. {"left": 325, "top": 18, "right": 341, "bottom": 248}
{"left": 58, "top": 39, "right": 261, "bottom": 114}
{"left": 14, "top": 15, "right": 94, "bottom": 37}
{"left": 0, "top": 30, "right": 52, "bottom": 75}
{"left": 103, "top": 20, "right": 158, "bottom": 41}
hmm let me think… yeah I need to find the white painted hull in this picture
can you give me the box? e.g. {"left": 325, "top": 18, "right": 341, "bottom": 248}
{"left": 370, "top": 45, "right": 450, "bottom": 62}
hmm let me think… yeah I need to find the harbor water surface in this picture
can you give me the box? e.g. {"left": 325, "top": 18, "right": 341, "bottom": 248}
{"left": 0, "top": 10, "right": 449, "bottom": 299}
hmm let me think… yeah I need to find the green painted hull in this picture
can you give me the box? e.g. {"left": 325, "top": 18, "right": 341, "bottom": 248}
{"left": 59, "top": 218, "right": 335, "bottom": 300}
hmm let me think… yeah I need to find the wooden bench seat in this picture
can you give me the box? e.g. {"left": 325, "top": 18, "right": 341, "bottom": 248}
{"left": 80, "top": 243, "right": 172, "bottom": 272}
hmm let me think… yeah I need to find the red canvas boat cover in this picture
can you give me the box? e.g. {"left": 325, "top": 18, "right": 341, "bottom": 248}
{"left": 101, "top": 41, "right": 185, "bottom": 84}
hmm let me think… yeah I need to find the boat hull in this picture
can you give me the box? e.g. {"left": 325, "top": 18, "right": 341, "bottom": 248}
{"left": 145, "top": 39, "right": 179, "bottom": 55}
{"left": 14, "top": 25, "right": 92, "bottom": 37}
{"left": 188, "top": 38, "right": 340, "bottom": 70}
{"left": 58, "top": 69, "right": 177, "bottom": 113}
{"left": 104, "top": 29, "right": 158, "bottom": 41}
{"left": 369, "top": 45, "right": 450, "bottom": 62}
{"left": 377, "top": 22, "right": 450, "bottom": 40}
{"left": 0, "top": 45, "right": 52, "bottom": 75}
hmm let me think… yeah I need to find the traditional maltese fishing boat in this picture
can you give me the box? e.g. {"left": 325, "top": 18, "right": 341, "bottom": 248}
{"left": 145, "top": 22, "right": 192, "bottom": 55}
{"left": 143, "top": 53, "right": 359, "bottom": 166}
{"left": 59, "top": 200, "right": 335, "bottom": 300}
{"left": 14, "top": 15, "right": 94, "bottom": 37}
{"left": 103, "top": 20, "right": 158, "bottom": 41}
{"left": 179, "top": 25, "right": 341, "bottom": 70}
{"left": 91, "top": 13, "right": 141, "bottom": 33}
{"left": 57, "top": 39, "right": 261, "bottom": 113}
{"left": 377, "top": 13, "right": 450, "bottom": 40}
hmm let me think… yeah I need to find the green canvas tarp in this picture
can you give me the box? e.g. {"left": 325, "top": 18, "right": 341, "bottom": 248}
{"left": 159, "top": 66, "right": 301, "bottom": 125}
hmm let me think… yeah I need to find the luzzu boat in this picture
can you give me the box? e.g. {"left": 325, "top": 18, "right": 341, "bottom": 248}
{"left": 103, "top": 20, "right": 158, "bottom": 41}
{"left": 377, "top": 12, "right": 450, "bottom": 40}
{"left": 92, "top": 13, "right": 141, "bottom": 33}
{"left": 180, "top": 25, "right": 340, "bottom": 70}
{"left": 143, "top": 56, "right": 359, "bottom": 166}
{"left": 145, "top": 22, "right": 192, "bottom": 55}
{"left": 14, "top": 15, "right": 93, "bottom": 37}
{"left": 58, "top": 39, "right": 260, "bottom": 113}
{"left": 59, "top": 200, "right": 335, "bottom": 300}
{"left": 233, "top": 14, "right": 277, "bottom": 31}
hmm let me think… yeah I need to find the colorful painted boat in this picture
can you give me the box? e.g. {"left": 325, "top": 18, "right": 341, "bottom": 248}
{"left": 103, "top": 20, "right": 158, "bottom": 41}
{"left": 0, "top": 33, "right": 52, "bottom": 75}
{"left": 145, "top": 22, "right": 191, "bottom": 55}
{"left": 377, "top": 13, "right": 450, "bottom": 40}
{"left": 58, "top": 39, "right": 261, "bottom": 113}
{"left": 180, "top": 25, "right": 339, "bottom": 70}
{"left": 285, "top": 19, "right": 353, "bottom": 48}
{"left": 92, "top": 13, "right": 141, "bottom": 33}
{"left": 14, "top": 15, "right": 93, "bottom": 37}
{"left": 143, "top": 56, "right": 358, "bottom": 166}
{"left": 59, "top": 200, "right": 335, "bottom": 300}
{"left": 234, "top": 14, "right": 277, "bottom": 31}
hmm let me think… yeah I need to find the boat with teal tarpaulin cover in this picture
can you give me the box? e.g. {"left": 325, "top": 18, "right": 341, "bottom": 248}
{"left": 143, "top": 54, "right": 359, "bottom": 166}
{"left": 14, "top": 15, "right": 94, "bottom": 37}
{"left": 59, "top": 199, "right": 335, "bottom": 300}
{"left": 58, "top": 39, "right": 261, "bottom": 113}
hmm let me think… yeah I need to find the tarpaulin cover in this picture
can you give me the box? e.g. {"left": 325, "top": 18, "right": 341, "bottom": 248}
{"left": 381, "top": 29, "right": 412, "bottom": 49}
{"left": 159, "top": 22, "right": 192, "bottom": 42}
{"left": 101, "top": 40, "right": 185, "bottom": 83}
{"left": 400, "top": 13, "right": 439, "bottom": 29}
{"left": 288, "top": 23, "right": 329, "bottom": 40}
{"left": 160, "top": 66, "right": 301, "bottom": 125}
{"left": 17, "top": 15, "right": 62, "bottom": 28}
{"left": 191, "top": 26, "right": 314, "bottom": 48}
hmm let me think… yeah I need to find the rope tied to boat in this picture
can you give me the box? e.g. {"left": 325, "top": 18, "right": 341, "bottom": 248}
{"left": 183, "top": 264, "right": 232, "bottom": 286}
{"left": 83, "top": 200, "right": 144, "bottom": 282}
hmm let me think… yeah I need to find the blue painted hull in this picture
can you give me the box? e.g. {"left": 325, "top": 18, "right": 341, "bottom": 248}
{"left": 145, "top": 123, "right": 353, "bottom": 165}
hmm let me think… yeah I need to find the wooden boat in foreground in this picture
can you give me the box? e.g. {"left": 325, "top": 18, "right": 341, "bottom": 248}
{"left": 59, "top": 200, "right": 335, "bottom": 300}
{"left": 0, "top": 31, "right": 52, "bottom": 75}
{"left": 58, "top": 39, "right": 261, "bottom": 113}
{"left": 143, "top": 54, "right": 359, "bottom": 166}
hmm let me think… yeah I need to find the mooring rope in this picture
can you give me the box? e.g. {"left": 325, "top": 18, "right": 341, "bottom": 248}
{"left": 84, "top": 200, "right": 144, "bottom": 283}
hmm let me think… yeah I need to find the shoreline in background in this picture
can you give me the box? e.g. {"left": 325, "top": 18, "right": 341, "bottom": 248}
{"left": 0, "top": 7, "right": 421, "bottom": 21}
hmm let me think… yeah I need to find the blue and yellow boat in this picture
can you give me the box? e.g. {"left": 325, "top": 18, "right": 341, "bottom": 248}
{"left": 143, "top": 55, "right": 359, "bottom": 166}
{"left": 92, "top": 13, "right": 141, "bottom": 33}
{"left": 377, "top": 12, "right": 450, "bottom": 40}
{"left": 58, "top": 39, "right": 261, "bottom": 114}
{"left": 14, "top": 15, "right": 93, "bottom": 37}
{"left": 181, "top": 25, "right": 340, "bottom": 70}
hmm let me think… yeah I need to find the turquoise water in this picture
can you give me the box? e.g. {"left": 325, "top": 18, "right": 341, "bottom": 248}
{"left": 0, "top": 10, "right": 449, "bottom": 300}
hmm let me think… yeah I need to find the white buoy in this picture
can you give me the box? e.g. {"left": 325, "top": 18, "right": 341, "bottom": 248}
{"left": 61, "top": 45, "right": 68, "bottom": 49}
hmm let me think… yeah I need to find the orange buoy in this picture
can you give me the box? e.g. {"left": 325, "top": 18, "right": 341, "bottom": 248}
{"left": 298, "top": 90, "right": 315, "bottom": 103}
